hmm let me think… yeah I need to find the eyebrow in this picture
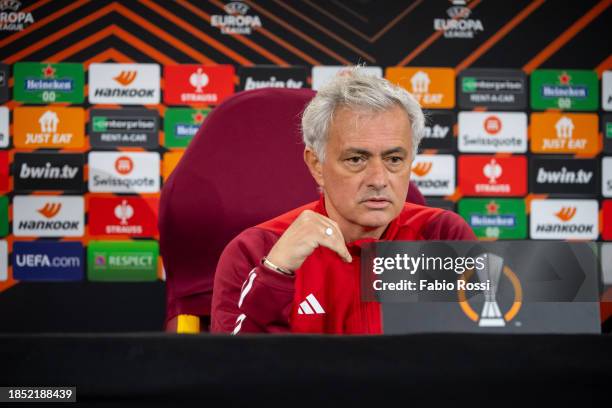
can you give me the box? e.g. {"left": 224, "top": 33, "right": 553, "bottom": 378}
{"left": 343, "top": 147, "right": 408, "bottom": 156}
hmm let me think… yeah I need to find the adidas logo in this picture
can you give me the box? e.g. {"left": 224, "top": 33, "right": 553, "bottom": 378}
{"left": 297, "top": 293, "right": 325, "bottom": 315}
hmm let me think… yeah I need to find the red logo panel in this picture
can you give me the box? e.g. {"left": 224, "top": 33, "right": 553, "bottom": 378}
{"left": 458, "top": 155, "right": 527, "bottom": 197}
{"left": 88, "top": 196, "right": 159, "bottom": 237}
{"left": 603, "top": 200, "right": 612, "bottom": 241}
{"left": 163, "top": 64, "right": 235, "bottom": 106}
{"left": 0, "top": 151, "right": 8, "bottom": 191}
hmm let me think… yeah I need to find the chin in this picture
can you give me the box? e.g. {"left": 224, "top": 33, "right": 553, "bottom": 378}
{"left": 355, "top": 211, "right": 394, "bottom": 228}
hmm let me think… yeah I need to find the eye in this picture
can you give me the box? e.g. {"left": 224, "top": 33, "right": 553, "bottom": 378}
{"left": 386, "top": 156, "right": 404, "bottom": 165}
{"left": 345, "top": 156, "right": 365, "bottom": 165}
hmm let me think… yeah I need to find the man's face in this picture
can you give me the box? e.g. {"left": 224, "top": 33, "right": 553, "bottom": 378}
{"left": 307, "top": 105, "right": 414, "bottom": 233}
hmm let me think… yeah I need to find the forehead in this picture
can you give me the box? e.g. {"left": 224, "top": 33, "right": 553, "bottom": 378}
{"left": 328, "top": 105, "right": 412, "bottom": 149}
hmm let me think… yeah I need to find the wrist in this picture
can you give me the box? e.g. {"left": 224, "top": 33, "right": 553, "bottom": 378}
{"left": 261, "top": 256, "right": 295, "bottom": 276}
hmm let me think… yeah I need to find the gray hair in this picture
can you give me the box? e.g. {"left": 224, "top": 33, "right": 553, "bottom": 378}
{"left": 302, "top": 66, "right": 425, "bottom": 161}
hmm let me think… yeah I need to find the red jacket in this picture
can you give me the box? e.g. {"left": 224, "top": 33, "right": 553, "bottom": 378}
{"left": 211, "top": 196, "right": 476, "bottom": 334}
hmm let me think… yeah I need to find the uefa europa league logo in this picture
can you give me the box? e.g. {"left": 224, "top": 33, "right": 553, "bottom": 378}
{"left": 476, "top": 253, "right": 505, "bottom": 327}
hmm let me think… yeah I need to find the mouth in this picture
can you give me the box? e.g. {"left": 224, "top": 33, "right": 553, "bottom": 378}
{"left": 361, "top": 197, "right": 392, "bottom": 209}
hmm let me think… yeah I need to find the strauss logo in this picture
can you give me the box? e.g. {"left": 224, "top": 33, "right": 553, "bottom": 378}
{"left": 483, "top": 158, "right": 502, "bottom": 183}
{"left": 555, "top": 207, "right": 576, "bottom": 222}
{"left": 411, "top": 162, "right": 432, "bottom": 177}
{"left": 114, "top": 200, "right": 134, "bottom": 225}
{"left": 189, "top": 68, "right": 209, "bottom": 92}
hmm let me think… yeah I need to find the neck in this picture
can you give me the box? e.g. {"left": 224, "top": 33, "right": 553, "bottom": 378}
{"left": 323, "top": 195, "right": 389, "bottom": 243}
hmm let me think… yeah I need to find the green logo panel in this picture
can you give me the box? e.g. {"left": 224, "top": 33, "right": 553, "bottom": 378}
{"left": 0, "top": 196, "right": 7, "bottom": 237}
{"left": 14, "top": 62, "right": 84, "bottom": 104}
{"left": 458, "top": 198, "right": 526, "bottom": 240}
{"left": 530, "top": 69, "right": 598, "bottom": 111}
{"left": 163, "top": 108, "right": 209, "bottom": 148}
{"left": 87, "top": 240, "right": 158, "bottom": 282}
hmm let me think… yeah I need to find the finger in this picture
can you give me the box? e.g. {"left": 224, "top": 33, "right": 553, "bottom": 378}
{"left": 310, "top": 219, "right": 352, "bottom": 263}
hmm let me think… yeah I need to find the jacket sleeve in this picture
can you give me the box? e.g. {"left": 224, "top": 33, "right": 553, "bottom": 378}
{"left": 210, "top": 227, "right": 295, "bottom": 334}
{"left": 422, "top": 210, "right": 477, "bottom": 240}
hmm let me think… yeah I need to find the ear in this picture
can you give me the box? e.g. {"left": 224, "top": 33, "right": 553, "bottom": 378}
{"left": 304, "top": 148, "right": 324, "bottom": 188}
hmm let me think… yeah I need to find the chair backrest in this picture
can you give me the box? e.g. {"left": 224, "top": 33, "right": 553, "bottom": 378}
{"left": 159, "top": 88, "right": 426, "bottom": 329}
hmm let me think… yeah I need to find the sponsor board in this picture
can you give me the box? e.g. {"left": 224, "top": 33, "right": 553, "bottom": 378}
{"left": 88, "top": 63, "right": 160, "bottom": 105}
{"left": 13, "top": 195, "right": 84, "bottom": 237}
{"left": 458, "top": 198, "right": 526, "bottom": 239}
{"left": 458, "top": 111, "right": 527, "bottom": 153}
{"left": 386, "top": 67, "right": 455, "bottom": 109}
{"left": 0, "top": 63, "right": 8, "bottom": 103}
{"left": 603, "top": 200, "right": 612, "bottom": 240}
{"left": 530, "top": 112, "right": 599, "bottom": 155}
{"left": 89, "top": 108, "right": 159, "bottom": 148}
{"left": 458, "top": 69, "right": 527, "bottom": 109}
{"left": 603, "top": 71, "right": 612, "bottom": 111}
{"left": 530, "top": 199, "right": 598, "bottom": 240}
{"left": 530, "top": 157, "right": 598, "bottom": 195}
{"left": 88, "top": 152, "right": 160, "bottom": 193}
{"left": 13, "top": 241, "right": 83, "bottom": 281}
{"left": 238, "top": 66, "right": 308, "bottom": 91}
{"left": 0, "top": 150, "right": 8, "bottom": 191}
{"left": 87, "top": 240, "right": 158, "bottom": 282}
{"left": 433, "top": 0, "right": 484, "bottom": 39}
{"left": 163, "top": 65, "right": 234, "bottom": 105}
{"left": 88, "top": 196, "right": 159, "bottom": 237}
{"left": 163, "top": 108, "right": 208, "bottom": 148}
{"left": 420, "top": 112, "right": 455, "bottom": 151}
{"left": 163, "top": 151, "right": 184, "bottom": 181}
{"left": 530, "top": 69, "right": 599, "bottom": 111}
{"left": 603, "top": 244, "right": 612, "bottom": 285}
{"left": 13, "top": 153, "right": 84, "bottom": 192}
{"left": 603, "top": 157, "right": 612, "bottom": 197}
{"left": 210, "top": 1, "right": 262, "bottom": 35}
{"left": 0, "top": 106, "right": 8, "bottom": 147}
{"left": 410, "top": 155, "right": 455, "bottom": 196}
{"left": 312, "top": 66, "right": 382, "bottom": 91}
{"left": 13, "top": 106, "right": 85, "bottom": 148}
{"left": 603, "top": 114, "right": 612, "bottom": 154}
{"left": 458, "top": 155, "right": 526, "bottom": 197}
{"left": 425, "top": 199, "right": 455, "bottom": 212}
{"left": 0, "top": 0, "right": 35, "bottom": 31}
{"left": 14, "top": 62, "right": 84, "bottom": 103}
{"left": 0, "top": 239, "right": 6, "bottom": 281}
{"left": 0, "top": 195, "right": 7, "bottom": 237}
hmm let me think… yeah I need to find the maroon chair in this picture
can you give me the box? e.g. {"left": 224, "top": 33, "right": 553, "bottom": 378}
{"left": 159, "top": 88, "right": 426, "bottom": 332}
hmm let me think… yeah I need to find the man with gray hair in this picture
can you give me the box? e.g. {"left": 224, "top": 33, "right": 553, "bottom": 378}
{"left": 211, "top": 67, "right": 475, "bottom": 334}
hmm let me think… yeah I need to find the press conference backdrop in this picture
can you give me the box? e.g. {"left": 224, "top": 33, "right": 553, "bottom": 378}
{"left": 0, "top": 0, "right": 611, "bottom": 332}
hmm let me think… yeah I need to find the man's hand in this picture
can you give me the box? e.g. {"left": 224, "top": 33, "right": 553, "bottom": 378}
{"left": 266, "top": 210, "right": 352, "bottom": 273}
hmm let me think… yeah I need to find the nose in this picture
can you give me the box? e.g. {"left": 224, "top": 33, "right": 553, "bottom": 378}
{"left": 365, "top": 158, "right": 388, "bottom": 190}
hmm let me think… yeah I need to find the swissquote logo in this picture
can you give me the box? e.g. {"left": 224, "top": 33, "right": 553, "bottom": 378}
{"left": 459, "top": 156, "right": 526, "bottom": 197}
{"left": 603, "top": 157, "right": 612, "bottom": 198}
{"left": 163, "top": 65, "right": 234, "bottom": 105}
{"left": 13, "top": 196, "right": 84, "bottom": 237}
{"left": 88, "top": 152, "right": 160, "bottom": 193}
{"left": 458, "top": 112, "right": 527, "bottom": 153}
{"left": 530, "top": 199, "right": 598, "bottom": 240}
{"left": 210, "top": 1, "right": 262, "bottom": 35}
{"left": 297, "top": 294, "right": 326, "bottom": 315}
{"left": 411, "top": 155, "right": 455, "bottom": 196}
{"left": 88, "top": 196, "right": 159, "bottom": 237}
{"left": 89, "top": 63, "right": 160, "bottom": 104}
